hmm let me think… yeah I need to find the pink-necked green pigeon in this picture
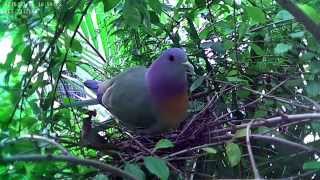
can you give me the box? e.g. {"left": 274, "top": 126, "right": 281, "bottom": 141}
{"left": 84, "top": 48, "right": 194, "bottom": 134}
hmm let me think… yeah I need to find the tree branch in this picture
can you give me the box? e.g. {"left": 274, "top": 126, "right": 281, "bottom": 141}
{"left": 0, "top": 134, "right": 70, "bottom": 156}
{"left": 246, "top": 120, "right": 261, "bottom": 179}
{"left": 251, "top": 134, "right": 320, "bottom": 154}
{"left": 1, "top": 154, "right": 137, "bottom": 180}
{"left": 211, "top": 113, "right": 320, "bottom": 135}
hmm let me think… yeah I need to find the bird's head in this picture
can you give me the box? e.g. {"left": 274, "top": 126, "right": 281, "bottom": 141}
{"left": 146, "top": 48, "right": 194, "bottom": 101}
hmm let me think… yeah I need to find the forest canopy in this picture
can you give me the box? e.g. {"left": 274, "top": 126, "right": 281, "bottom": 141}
{"left": 1, "top": 0, "right": 320, "bottom": 179}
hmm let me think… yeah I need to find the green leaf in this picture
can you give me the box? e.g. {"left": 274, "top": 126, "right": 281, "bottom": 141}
{"left": 275, "top": 10, "right": 294, "bottom": 21}
{"left": 123, "top": 6, "right": 142, "bottom": 28}
{"left": 42, "top": 92, "right": 55, "bottom": 111}
{"left": 297, "top": 4, "right": 320, "bottom": 24}
{"left": 12, "top": 28, "right": 26, "bottom": 48}
{"left": 301, "top": 52, "right": 315, "bottom": 61}
{"left": 254, "top": 110, "right": 268, "bottom": 118}
{"left": 0, "top": 22, "right": 8, "bottom": 39}
{"left": 226, "top": 143, "right": 241, "bottom": 167}
{"left": 234, "top": 129, "right": 247, "bottom": 138}
{"left": 224, "top": 40, "right": 233, "bottom": 50}
{"left": 210, "top": 42, "right": 225, "bottom": 55}
{"left": 85, "top": 13, "right": 99, "bottom": 48}
{"left": 66, "top": 62, "right": 77, "bottom": 72}
{"left": 144, "top": 156, "right": 169, "bottom": 180}
{"left": 254, "top": 61, "right": 269, "bottom": 73}
{"left": 154, "top": 139, "right": 174, "bottom": 151}
{"left": 0, "top": 164, "right": 8, "bottom": 175}
{"left": 274, "top": 43, "right": 292, "bottom": 55}
{"left": 190, "top": 76, "right": 206, "bottom": 92}
{"left": 149, "top": 11, "right": 160, "bottom": 25}
{"left": 306, "top": 81, "right": 320, "bottom": 97}
{"left": 124, "top": 163, "right": 145, "bottom": 180}
{"left": 311, "top": 122, "right": 320, "bottom": 133}
{"left": 93, "top": 174, "right": 109, "bottom": 180}
{"left": 310, "top": 62, "right": 320, "bottom": 74}
{"left": 148, "top": 0, "right": 162, "bottom": 14}
{"left": 20, "top": 117, "right": 37, "bottom": 128}
{"left": 71, "top": 39, "right": 82, "bottom": 53}
{"left": 3, "top": 141, "right": 36, "bottom": 155}
{"left": 226, "top": 76, "right": 248, "bottom": 84}
{"left": 289, "top": 31, "right": 305, "bottom": 39}
{"left": 5, "top": 50, "right": 17, "bottom": 67}
{"left": 65, "top": 37, "right": 82, "bottom": 53}
{"left": 244, "top": 6, "right": 266, "bottom": 23}
{"left": 228, "top": 70, "right": 238, "bottom": 76}
{"left": 68, "top": 14, "right": 82, "bottom": 31}
{"left": 96, "top": 2, "right": 113, "bottom": 60}
{"left": 202, "top": 147, "right": 217, "bottom": 154}
{"left": 256, "top": 126, "right": 272, "bottom": 134}
{"left": 251, "top": 43, "right": 265, "bottom": 56}
{"left": 103, "top": 0, "right": 120, "bottom": 12}
{"left": 238, "top": 90, "right": 250, "bottom": 99}
{"left": 303, "top": 161, "right": 320, "bottom": 170}
{"left": 238, "top": 23, "right": 249, "bottom": 38}
{"left": 195, "top": 0, "right": 206, "bottom": 8}
{"left": 0, "top": 101, "right": 13, "bottom": 125}
{"left": 53, "top": 109, "right": 71, "bottom": 124}
{"left": 22, "top": 45, "right": 32, "bottom": 62}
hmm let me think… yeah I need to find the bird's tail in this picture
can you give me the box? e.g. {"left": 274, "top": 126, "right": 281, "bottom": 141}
{"left": 84, "top": 80, "right": 102, "bottom": 94}
{"left": 58, "top": 99, "right": 100, "bottom": 109}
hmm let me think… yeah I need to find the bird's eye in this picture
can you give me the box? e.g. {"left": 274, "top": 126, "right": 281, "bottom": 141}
{"left": 168, "top": 55, "right": 175, "bottom": 62}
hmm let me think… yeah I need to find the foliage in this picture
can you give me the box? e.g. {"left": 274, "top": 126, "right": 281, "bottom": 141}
{"left": 0, "top": 0, "right": 320, "bottom": 179}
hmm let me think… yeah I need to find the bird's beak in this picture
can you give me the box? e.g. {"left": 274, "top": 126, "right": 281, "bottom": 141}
{"left": 182, "top": 61, "right": 195, "bottom": 75}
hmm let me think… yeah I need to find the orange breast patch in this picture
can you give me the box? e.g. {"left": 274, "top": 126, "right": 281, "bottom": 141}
{"left": 158, "top": 92, "right": 188, "bottom": 129}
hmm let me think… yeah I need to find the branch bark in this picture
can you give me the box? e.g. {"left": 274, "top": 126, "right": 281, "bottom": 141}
{"left": 1, "top": 154, "right": 137, "bottom": 180}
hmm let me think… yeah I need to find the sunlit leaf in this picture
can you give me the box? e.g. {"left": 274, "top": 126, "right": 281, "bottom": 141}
{"left": 154, "top": 139, "right": 174, "bottom": 151}
{"left": 190, "top": 76, "right": 206, "bottom": 92}
{"left": 298, "top": 4, "right": 320, "bottom": 24}
{"left": 202, "top": 147, "right": 217, "bottom": 154}
{"left": 303, "top": 161, "right": 320, "bottom": 170}
{"left": 274, "top": 43, "right": 292, "bottom": 55}
{"left": 245, "top": 6, "right": 266, "bottom": 23}
{"left": 226, "top": 143, "right": 241, "bottom": 167}
{"left": 289, "top": 31, "right": 305, "bottom": 39}
{"left": 124, "top": 163, "right": 145, "bottom": 180}
{"left": 93, "top": 174, "right": 109, "bottom": 180}
{"left": 275, "top": 10, "right": 294, "bottom": 21}
{"left": 306, "top": 81, "right": 320, "bottom": 97}
{"left": 144, "top": 156, "right": 169, "bottom": 180}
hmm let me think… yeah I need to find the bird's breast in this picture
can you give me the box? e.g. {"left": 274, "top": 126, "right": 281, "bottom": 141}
{"left": 156, "top": 91, "right": 188, "bottom": 129}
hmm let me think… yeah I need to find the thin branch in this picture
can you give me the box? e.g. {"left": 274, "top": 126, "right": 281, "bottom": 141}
{"left": 0, "top": 154, "right": 137, "bottom": 180}
{"left": 251, "top": 134, "right": 320, "bottom": 154}
{"left": 299, "top": 95, "right": 320, "bottom": 111}
{"left": 163, "top": 142, "right": 223, "bottom": 160}
{"left": 215, "top": 79, "right": 313, "bottom": 110}
{"left": 211, "top": 113, "right": 320, "bottom": 136}
{"left": 0, "top": 134, "right": 70, "bottom": 156}
{"left": 179, "top": 85, "right": 232, "bottom": 137}
{"left": 249, "top": 19, "right": 294, "bottom": 32}
{"left": 246, "top": 120, "right": 261, "bottom": 179}
{"left": 77, "top": 31, "right": 107, "bottom": 63}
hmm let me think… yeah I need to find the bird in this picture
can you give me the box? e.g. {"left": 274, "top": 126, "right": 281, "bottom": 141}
{"left": 68, "top": 48, "right": 194, "bottom": 134}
